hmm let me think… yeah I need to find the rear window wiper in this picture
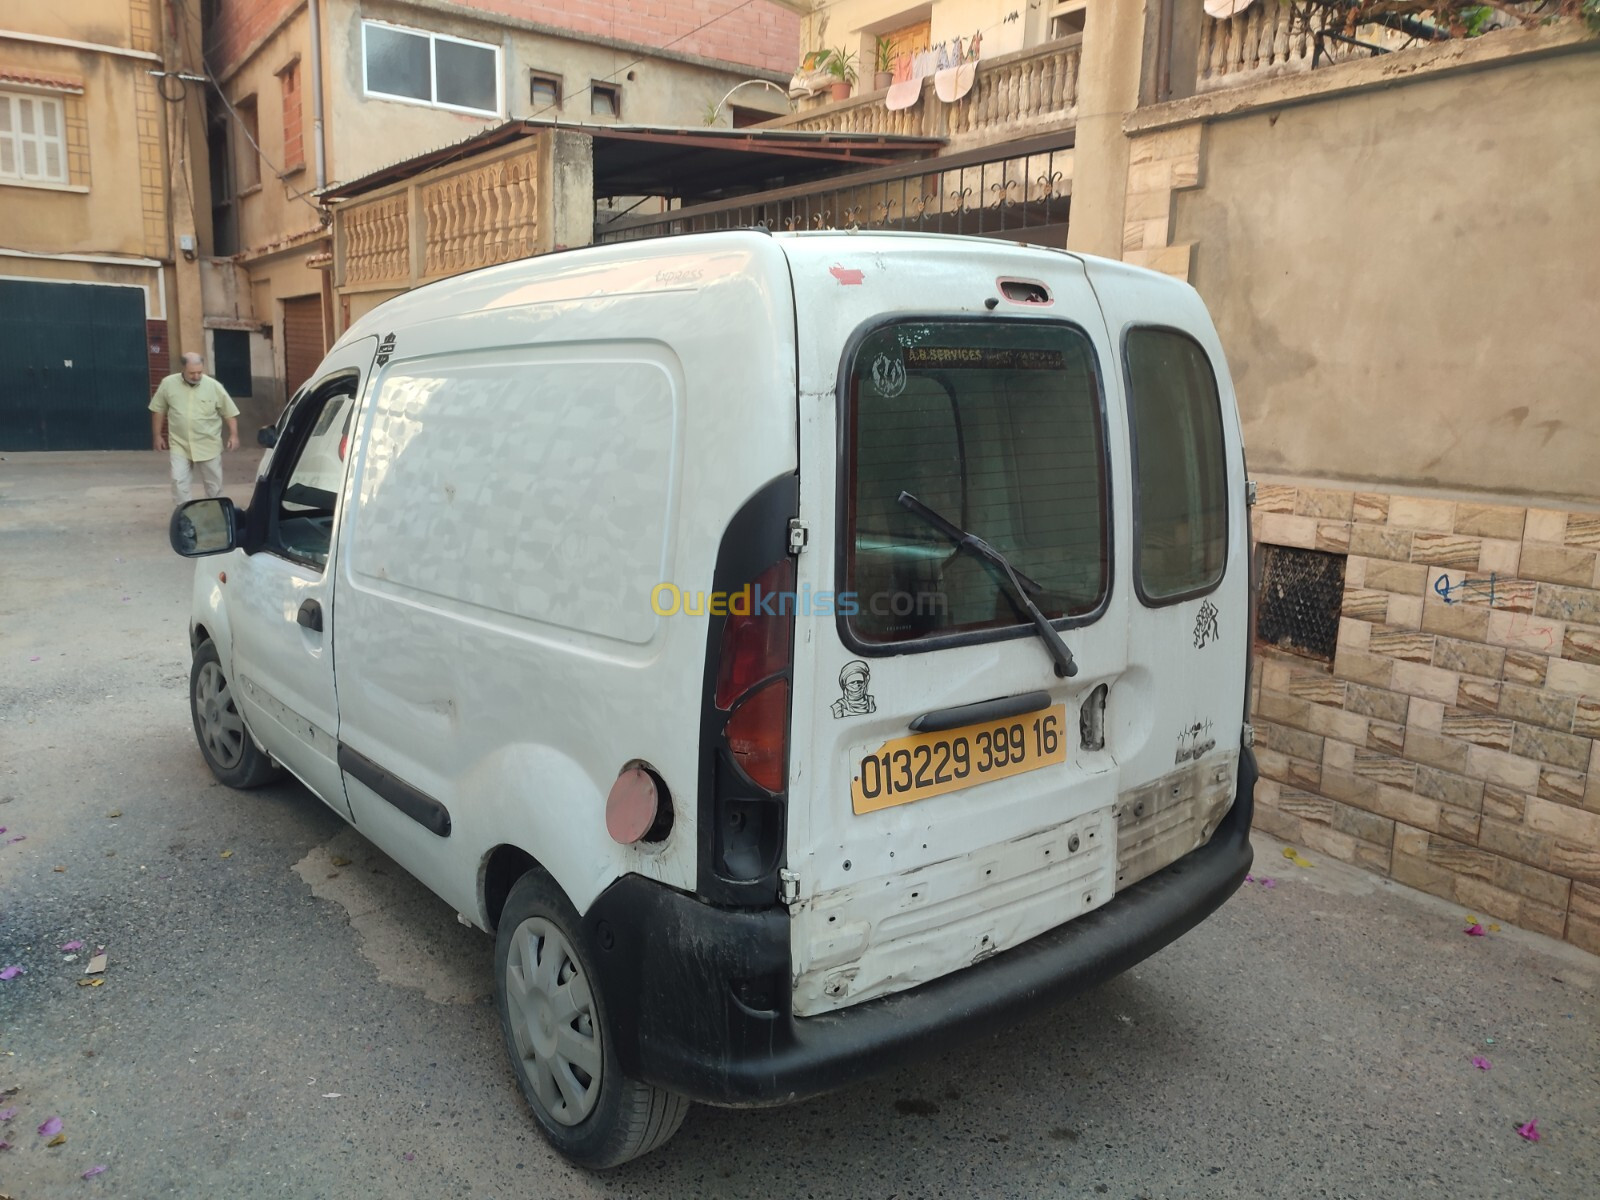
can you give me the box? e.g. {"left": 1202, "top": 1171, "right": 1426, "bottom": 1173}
{"left": 897, "top": 491, "right": 1078, "bottom": 679}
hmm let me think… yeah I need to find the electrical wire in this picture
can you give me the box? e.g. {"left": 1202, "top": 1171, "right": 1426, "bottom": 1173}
{"left": 196, "top": 67, "right": 325, "bottom": 215}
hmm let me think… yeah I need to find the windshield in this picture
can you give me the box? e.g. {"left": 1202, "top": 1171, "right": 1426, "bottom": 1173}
{"left": 843, "top": 319, "right": 1108, "bottom": 646}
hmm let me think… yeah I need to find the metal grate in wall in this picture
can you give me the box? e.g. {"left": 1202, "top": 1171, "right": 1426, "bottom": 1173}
{"left": 1256, "top": 545, "right": 1346, "bottom": 663}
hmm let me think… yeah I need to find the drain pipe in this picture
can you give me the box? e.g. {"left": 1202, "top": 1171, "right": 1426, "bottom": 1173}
{"left": 308, "top": 0, "right": 326, "bottom": 189}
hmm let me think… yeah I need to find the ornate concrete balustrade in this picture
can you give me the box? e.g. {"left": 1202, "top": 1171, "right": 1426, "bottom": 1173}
{"left": 764, "top": 35, "right": 1082, "bottom": 149}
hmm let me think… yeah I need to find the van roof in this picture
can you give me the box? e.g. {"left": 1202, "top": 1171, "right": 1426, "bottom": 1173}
{"left": 336, "top": 230, "right": 1193, "bottom": 352}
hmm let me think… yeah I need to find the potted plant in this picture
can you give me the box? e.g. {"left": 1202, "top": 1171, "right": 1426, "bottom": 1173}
{"left": 873, "top": 37, "right": 894, "bottom": 91}
{"left": 823, "top": 46, "right": 857, "bottom": 101}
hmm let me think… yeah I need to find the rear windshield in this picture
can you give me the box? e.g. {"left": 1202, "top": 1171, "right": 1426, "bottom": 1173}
{"left": 843, "top": 319, "right": 1108, "bottom": 646}
{"left": 1125, "top": 328, "right": 1228, "bottom": 602}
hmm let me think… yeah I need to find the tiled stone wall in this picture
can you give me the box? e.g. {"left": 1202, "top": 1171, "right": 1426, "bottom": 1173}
{"left": 1248, "top": 478, "right": 1600, "bottom": 953}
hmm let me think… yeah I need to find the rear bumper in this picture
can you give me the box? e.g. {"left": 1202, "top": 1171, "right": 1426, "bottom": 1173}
{"left": 583, "top": 748, "right": 1256, "bottom": 1107}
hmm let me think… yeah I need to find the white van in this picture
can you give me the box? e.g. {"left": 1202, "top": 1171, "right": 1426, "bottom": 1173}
{"left": 170, "top": 230, "right": 1257, "bottom": 1167}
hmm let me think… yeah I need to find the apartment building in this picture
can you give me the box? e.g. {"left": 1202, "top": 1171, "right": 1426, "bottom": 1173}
{"left": 0, "top": 0, "right": 209, "bottom": 451}
{"left": 203, "top": 0, "right": 799, "bottom": 421}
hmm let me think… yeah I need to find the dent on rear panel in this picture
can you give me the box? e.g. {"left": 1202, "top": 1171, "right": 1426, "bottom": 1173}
{"left": 790, "top": 753, "right": 1240, "bottom": 1016}
{"left": 1113, "top": 753, "right": 1239, "bottom": 892}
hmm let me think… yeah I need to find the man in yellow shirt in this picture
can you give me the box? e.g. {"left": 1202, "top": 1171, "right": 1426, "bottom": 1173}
{"left": 149, "top": 352, "right": 240, "bottom": 506}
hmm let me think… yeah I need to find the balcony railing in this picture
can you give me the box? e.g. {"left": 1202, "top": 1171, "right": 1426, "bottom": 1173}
{"left": 1195, "top": 1, "right": 1547, "bottom": 94}
{"left": 761, "top": 35, "right": 1082, "bottom": 148}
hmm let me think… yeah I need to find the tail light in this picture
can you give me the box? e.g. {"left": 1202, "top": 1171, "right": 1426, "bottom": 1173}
{"left": 718, "top": 558, "right": 794, "bottom": 792}
{"left": 697, "top": 477, "right": 799, "bottom": 904}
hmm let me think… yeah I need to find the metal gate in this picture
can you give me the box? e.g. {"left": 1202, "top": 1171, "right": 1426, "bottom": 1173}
{"left": 596, "top": 134, "right": 1074, "bottom": 249}
{"left": 282, "top": 295, "right": 325, "bottom": 400}
{"left": 0, "top": 279, "right": 150, "bottom": 451}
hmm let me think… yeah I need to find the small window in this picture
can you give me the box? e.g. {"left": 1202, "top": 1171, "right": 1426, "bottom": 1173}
{"left": 271, "top": 382, "right": 358, "bottom": 569}
{"left": 234, "top": 95, "right": 260, "bottom": 191}
{"left": 529, "top": 71, "right": 561, "bottom": 111}
{"left": 362, "top": 20, "right": 500, "bottom": 115}
{"left": 843, "top": 320, "right": 1108, "bottom": 647}
{"left": 590, "top": 83, "right": 619, "bottom": 118}
{"left": 1126, "top": 327, "right": 1228, "bottom": 603}
{"left": 1048, "top": 0, "right": 1087, "bottom": 39}
{"left": 0, "top": 91, "right": 67, "bottom": 184}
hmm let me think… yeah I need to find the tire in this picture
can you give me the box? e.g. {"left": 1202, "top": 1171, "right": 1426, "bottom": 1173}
{"left": 494, "top": 869, "right": 689, "bottom": 1168}
{"left": 189, "top": 639, "right": 280, "bottom": 789}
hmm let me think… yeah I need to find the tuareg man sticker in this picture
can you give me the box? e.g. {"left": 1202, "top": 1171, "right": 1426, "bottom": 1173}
{"left": 832, "top": 660, "right": 876, "bottom": 718}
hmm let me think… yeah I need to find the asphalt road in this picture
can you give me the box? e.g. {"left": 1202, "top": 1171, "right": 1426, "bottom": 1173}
{"left": 2, "top": 452, "right": 1597, "bottom": 1200}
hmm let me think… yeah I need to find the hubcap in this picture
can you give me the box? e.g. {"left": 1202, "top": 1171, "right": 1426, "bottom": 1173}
{"left": 194, "top": 661, "right": 246, "bottom": 769}
{"left": 504, "top": 916, "right": 602, "bottom": 1126}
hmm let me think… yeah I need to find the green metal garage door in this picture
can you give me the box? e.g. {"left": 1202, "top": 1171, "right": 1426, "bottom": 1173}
{"left": 0, "top": 279, "right": 151, "bottom": 451}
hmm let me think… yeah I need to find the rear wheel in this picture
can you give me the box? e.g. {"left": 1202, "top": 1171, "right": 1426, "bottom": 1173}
{"left": 495, "top": 870, "right": 689, "bottom": 1168}
{"left": 190, "top": 639, "right": 280, "bottom": 788}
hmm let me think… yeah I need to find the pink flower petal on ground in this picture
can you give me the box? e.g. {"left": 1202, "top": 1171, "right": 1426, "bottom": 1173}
{"left": 0, "top": 1108, "right": 15, "bottom": 1121}
{"left": 0, "top": 1139, "right": 11, "bottom": 1150}
{"left": 403, "top": 1152, "right": 416, "bottom": 1162}
{"left": 0, "top": 966, "right": 23, "bottom": 981}
{"left": 1517, "top": 1119, "right": 1540, "bottom": 1142}
{"left": 1472, "top": 1056, "right": 1491, "bottom": 1070}
{"left": 83, "top": 1165, "right": 108, "bottom": 1179}
{"left": 1245, "top": 874, "right": 1254, "bottom": 882}
{"left": 1261, "top": 878, "right": 1276, "bottom": 888}
{"left": 1465, "top": 923, "right": 1486, "bottom": 936}
{"left": 60, "top": 940, "right": 83, "bottom": 952}
{"left": 6, "top": 835, "right": 24, "bottom": 844}
{"left": 0, "top": 827, "right": 6, "bottom": 835}
{"left": 38, "top": 1116, "right": 62, "bottom": 1137}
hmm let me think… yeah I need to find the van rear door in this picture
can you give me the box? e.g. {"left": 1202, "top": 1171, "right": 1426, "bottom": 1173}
{"left": 785, "top": 249, "right": 1132, "bottom": 1017}
{"left": 1080, "top": 261, "right": 1251, "bottom": 895}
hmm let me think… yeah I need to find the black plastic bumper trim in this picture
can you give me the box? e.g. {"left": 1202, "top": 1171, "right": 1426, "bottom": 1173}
{"left": 584, "top": 747, "right": 1256, "bottom": 1107}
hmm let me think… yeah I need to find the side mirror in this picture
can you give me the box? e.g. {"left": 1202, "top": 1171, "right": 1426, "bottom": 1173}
{"left": 170, "top": 498, "right": 242, "bottom": 558}
{"left": 257, "top": 425, "right": 279, "bottom": 447}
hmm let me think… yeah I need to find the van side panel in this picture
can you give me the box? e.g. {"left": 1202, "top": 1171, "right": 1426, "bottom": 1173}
{"left": 348, "top": 348, "right": 680, "bottom": 646}
{"left": 328, "top": 237, "right": 799, "bottom": 922}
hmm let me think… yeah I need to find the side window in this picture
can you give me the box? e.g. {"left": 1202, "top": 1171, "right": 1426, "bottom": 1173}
{"left": 1125, "top": 328, "right": 1228, "bottom": 603}
{"left": 268, "top": 383, "right": 357, "bottom": 569}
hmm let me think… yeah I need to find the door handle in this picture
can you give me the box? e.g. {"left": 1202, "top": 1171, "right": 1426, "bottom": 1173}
{"left": 296, "top": 599, "right": 323, "bottom": 632}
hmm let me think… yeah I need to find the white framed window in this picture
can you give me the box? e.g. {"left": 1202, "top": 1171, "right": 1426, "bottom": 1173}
{"left": 361, "top": 20, "right": 501, "bottom": 116}
{"left": 0, "top": 90, "right": 67, "bottom": 184}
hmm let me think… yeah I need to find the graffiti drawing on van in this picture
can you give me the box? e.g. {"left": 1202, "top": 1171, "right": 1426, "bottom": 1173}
{"left": 870, "top": 353, "right": 907, "bottom": 398}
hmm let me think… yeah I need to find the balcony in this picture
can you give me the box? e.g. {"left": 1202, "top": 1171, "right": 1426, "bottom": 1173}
{"left": 759, "top": 35, "right": 1082, "bottom": 151}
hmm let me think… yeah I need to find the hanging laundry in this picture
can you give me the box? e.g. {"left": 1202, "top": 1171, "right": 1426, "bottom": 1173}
{"left": 887, "top": 45, "right": 936, "bottom": 112}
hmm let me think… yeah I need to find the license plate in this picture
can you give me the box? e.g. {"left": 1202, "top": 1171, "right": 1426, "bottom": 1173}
{"left": 851, "top": 704, "right": 1067, "bottom": 815}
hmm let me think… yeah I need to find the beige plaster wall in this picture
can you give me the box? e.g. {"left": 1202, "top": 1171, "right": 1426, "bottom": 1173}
{"left": 1174, "top": 50, "right": 1600, "bottom": 505}
{"left": 1, "top": 51, "right": 145, "bottom": 255}
{"left": 11, "top": 0, "right": 135, "bottom": 48}
{"left": 1062, "top": 0, "right": 1144, "bottom": 260}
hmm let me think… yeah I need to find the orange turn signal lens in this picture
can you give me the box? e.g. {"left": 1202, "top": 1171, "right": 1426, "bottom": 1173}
{"left": 724, "top": 679, "right": 790, "bottom": 793}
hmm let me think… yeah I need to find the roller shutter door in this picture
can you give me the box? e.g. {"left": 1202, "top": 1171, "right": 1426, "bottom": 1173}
{"left": 282, "top": 295, "right": 326, "bottom": 399}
